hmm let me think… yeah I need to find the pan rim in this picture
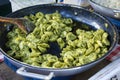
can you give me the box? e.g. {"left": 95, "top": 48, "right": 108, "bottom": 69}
{"left": 2, "top": 3, "right": 118, "bottom": 71}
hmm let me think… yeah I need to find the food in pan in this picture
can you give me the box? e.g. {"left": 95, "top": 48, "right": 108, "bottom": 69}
{"left": 6, "top": 11, "right": 110, "bottom": 68}
{"left": 92, "top": 0, "right": 120, "bottom": 10}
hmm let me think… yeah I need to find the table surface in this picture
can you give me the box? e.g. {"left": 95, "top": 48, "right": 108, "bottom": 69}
{"left": 0, "top": 59, "right": 110, "bottom": 80}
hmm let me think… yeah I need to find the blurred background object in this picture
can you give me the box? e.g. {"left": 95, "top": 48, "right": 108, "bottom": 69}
{"left": 57, "top": 0, "right": 90, "bottom": 7}
{"left": 92, "top": 0, "right": 120, "bottom": 10}
{"left": 9, "top": 0, "right": 56, "bottom": 12}
{"left": 0, "top": 0, "right": 12, "bottom": 16}
{"left": 88, "top": 0, "right": 120, "bottom": 19}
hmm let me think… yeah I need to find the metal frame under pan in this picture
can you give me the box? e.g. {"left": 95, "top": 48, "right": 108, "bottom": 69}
{"left": 0, "top": 3, "right": 118, "bottom": 80}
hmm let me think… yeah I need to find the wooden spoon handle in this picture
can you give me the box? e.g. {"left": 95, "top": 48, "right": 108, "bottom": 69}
{"left": 0, "top": 16, "right": 27, "bottom": 34}
{"left": 0, "top": 16, "right": 16, "bottom": 23}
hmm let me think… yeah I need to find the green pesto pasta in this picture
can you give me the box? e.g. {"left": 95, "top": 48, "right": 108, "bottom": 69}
{"left": 6, "top": 11, "right": 110, "bottom": 68}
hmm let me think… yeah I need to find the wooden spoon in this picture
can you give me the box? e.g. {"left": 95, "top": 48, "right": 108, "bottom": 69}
{"left": 0, "top": 16, "right": 35, "bottom": 34}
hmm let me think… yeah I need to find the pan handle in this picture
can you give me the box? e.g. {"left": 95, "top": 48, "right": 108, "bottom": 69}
{"left": 113, "top": 10, "right": 120, "bottom": 18}
{"left": 16, "top": 67, "right": 54, "bottom": 80}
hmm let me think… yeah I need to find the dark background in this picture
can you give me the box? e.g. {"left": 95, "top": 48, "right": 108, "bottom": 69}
{"left": 0, "top": 0, "right": 12, "bottom": 16}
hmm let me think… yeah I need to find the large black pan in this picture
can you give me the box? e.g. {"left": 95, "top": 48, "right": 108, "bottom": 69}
{"left": 0, "top": 4, "right": 118, "bottom": 80}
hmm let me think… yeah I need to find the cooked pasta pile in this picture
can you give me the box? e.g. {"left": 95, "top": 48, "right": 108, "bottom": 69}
{"left": 6, "top": 12, "right": 110, "bottom": 68}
